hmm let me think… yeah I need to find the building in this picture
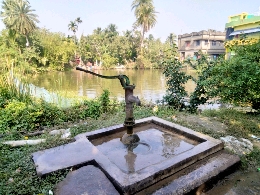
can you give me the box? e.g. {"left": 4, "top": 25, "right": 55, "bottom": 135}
{"left": 178, "top": 30, "right": 226, "bottom": 60}
{"left": 225, "top": 12, "right": 260, "bottom": 40}
{"left": 225, "top": 12, "right": 260, "bottom": 58}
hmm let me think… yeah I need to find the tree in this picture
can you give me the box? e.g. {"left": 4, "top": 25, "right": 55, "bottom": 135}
{"left": 104, "top": 24, "right": 119, "bottom": 42}
{"left": 0, "top": 0, "right": 39, "bottom": 46}
{"left": 162, "top": 47, "right": 192, "bottom": 110}
{"left": 75, "top": 17, "right": 82, "bottom": 24}
{"left": 68, "top": 17, "right": 82, "bottom": 43}
{"left": 34, "top": 28, "right": 76, "bottom": 70}
{"left": 166, "top": 33, "right": 177, "bottom": 47}
{"left": 199, "top": 41, "right": 260, "bottom": 110}
{"left": 68, "top": 21, "right": 78, "bottom": 36}
{"left": 93, "top": 27, "right": 102, "bottom": 35}
{"left": 131, "top": 0, "right": 157, "bottom": 54}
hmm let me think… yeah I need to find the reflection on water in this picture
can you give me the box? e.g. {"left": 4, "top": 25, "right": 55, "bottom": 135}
{"left": 14, "top": 77, "right": 78, "bottom": 107}
{"left": 24, "top": 69, "right": 196, "bottom": 106}
{"left": 124, "top": 150, "right": 137, "bottom": 173}
{"left": 95, "top": 129, "right": 195, "bottom": 173}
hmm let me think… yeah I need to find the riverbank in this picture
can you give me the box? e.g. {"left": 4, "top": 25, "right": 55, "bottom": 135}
{"left": 0, "top": 106, "right": 259, "bottom": 194}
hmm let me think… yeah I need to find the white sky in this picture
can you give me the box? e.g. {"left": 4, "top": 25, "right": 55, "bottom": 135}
{"left": 0, "top": 0, "right": 260, "bottom": 41}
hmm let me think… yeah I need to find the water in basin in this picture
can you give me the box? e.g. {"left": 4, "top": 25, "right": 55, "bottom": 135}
{"left": 95, "top": 128, "right": 196, "bottom": 173}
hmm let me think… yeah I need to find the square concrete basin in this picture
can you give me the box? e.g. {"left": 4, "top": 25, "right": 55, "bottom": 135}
{"left": 83, "top": 117, "right": 223, "bottom": 194}
{"left": 33, "top": 117, "right": 224, "bottom": 194}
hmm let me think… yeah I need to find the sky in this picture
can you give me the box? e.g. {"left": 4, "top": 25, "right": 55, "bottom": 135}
{"left": 0, "top": 0, "right": 260, "bottom": 41}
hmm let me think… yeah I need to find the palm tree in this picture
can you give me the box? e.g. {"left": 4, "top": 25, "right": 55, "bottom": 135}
{"left": 68, "top": 21, "right": 78, "bottom": 35}
{"left": 1, "top": 0, "right": 39, "bottom": 46}
{"left": 68, "top": 17, "right": 83, "bottom": 43}
{"left": 75, "top": 17, "right": 82, "bottom": 24}
{"left": 166, "top": 33, "right": 177, "bottom": 46}
{"left": 131, "top": 0, "right": 157, "bottom": 53}
{"left": 68, "top": 21, "right": 78, "bottom": 43}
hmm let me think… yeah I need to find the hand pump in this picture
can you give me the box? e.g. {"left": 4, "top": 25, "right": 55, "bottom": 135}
{"left": 76, "top": 67, "right": 141, "bottom": 145}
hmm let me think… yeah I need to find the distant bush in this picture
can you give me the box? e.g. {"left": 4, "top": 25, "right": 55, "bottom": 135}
{"left": 0, "top": 86, "right": 116, "bottom": 133}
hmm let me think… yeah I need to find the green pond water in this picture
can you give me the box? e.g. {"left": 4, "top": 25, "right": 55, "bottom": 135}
{"left": 24, "top": 68, "right": 196, "bottom": 107}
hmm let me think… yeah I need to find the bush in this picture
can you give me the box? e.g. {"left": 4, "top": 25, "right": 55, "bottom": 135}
{"left": 161, "top": 48, "right": 192, "bottom": 110}
{"left": 0, "top": 100, "right": 65, "bottom": 133}
{"left": 195, "top": 41, "right": 260, "bottom": 110}
{"left": 0, "top": 78, "right": 116, "bottom": 134}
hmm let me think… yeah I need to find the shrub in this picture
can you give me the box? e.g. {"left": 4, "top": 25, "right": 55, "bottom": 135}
{"left": 194, "top": 41, "right": 260, "bottom": 110}
{"left": 161, "top": 48, "right": 192, "bottom": 110}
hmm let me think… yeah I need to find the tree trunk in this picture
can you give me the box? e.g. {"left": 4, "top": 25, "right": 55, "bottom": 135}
{"left": 140, "top": 28, "right": 145, "bottom": 55}
{"left": 25, "top": 35, "right": 30, "bottom": 47}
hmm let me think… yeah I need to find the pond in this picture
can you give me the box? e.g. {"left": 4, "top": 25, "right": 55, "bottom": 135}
{"left": 24, "top": 68, "right": 196, "bottom": 107}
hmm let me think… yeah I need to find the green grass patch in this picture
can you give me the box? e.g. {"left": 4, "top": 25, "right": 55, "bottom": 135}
{"left": 202, "top": 108, "right": 260, "bottom": 138}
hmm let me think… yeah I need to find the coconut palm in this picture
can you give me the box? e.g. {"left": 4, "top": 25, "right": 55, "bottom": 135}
{"left": 68, "top": 17, "right": 82, "bottom": 43}
{"left": 68, "top": 21, "right": 78, "bottom": 43}
{"left": 131, "top": 0, "right": 157, "bottom": 53}
{"left": 166, "top": 33, "right": 177, "bottom": 46}
{"left": 75, "top": 17, "right": 82, "bottom": 24}
{"left": 68, "top": 21, "right": 78, "bottom": 35}
{"left": 1, "top": 0, "right": 39, "bottom": 46}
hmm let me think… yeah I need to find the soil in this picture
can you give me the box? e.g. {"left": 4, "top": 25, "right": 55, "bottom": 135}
{"left": 177, "top": 114, "right": 227, "bottom": 134}
{"left": 205, "top": 170, "right": 260, "bottom": 195}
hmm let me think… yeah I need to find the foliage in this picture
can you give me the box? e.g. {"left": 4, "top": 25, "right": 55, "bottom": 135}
{"left": 135, "top": 54, "right": 151, "bottom": 69}
{"left": 68, "top": 17, "right": 82, "bottom": 43}
{"left": 33, "top": 28, "right": 76, "bottom": 70}
{"left": 186, "top": 51, "right": 219, "bottom": 112}
{"left": 0, "top": 78, "right": 118, "bottom": 133}
{"left": 0, "top": 73, "right": 32, "bottom": 107}
{"left": 192, "top": 41, "right": 260, "bottom": 111}
{"left": 144, "top": 36, "right": 170, "bottom": 68}
{"left": 0, "top": 0, "right": 172, "bottom": 72}
{"left": 101, "top": 53, "right": 118, "bottom": 69}
{"left": 99, "top": 89, "right": 111, "bottom": 113}
{"left": 131, "top": 0, "right": 157, "bottom": 54}
{"left": 1, "top": 0, "right": 39, "bottom": 46}
{"left": 161, "top": 47, "right": 192, "bottom": 110}
{"left": 163, "top": 40, "right": 260, "bottom": 112}
{"left": 224, "top": 38, "right": 258, "bottom": 49}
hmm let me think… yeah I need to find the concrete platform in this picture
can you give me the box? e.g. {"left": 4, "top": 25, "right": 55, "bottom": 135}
{"left": 55, "top": 165, "right": 120, "bottom": 195}
{"left": 32, "top": 117, "right": 240, "bottom": 194}
{"left": 53, "top": 151, "right": 239, "bottom": 195}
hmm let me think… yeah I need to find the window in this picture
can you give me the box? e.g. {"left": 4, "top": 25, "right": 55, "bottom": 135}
{"left": 195, "top": 40, "right": 200, "bottom": 46}
{"left": 185, "top": 41, "right": 191, "bottom": 47}
{"left": 204, "top": 40, "right": 209, "bottom": 45}
{"left": 218, "top": 41, "right": 223, "bottom": 46}
{"left": 212, "top": 41, "right": 217, "bottom": 46}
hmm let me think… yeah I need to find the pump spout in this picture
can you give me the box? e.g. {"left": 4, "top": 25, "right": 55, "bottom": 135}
{"left": 128, "top": 95, "right": 141, "bottom": 106}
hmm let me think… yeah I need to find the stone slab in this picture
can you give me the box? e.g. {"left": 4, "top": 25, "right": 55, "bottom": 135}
{"left": 32, "top": 138, "right": 97, "bottom": 176}
{"left": 32, "top": 117, "right": 225, "bottom": 194}
{"left": 55, "top": 165, "right": 120, "bottom": 195}
{"left": 146, "top": 151, "right": 240, "bottom": 195}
